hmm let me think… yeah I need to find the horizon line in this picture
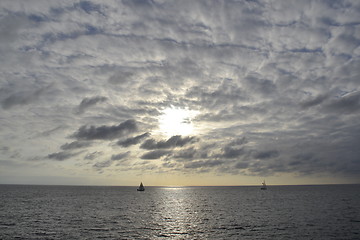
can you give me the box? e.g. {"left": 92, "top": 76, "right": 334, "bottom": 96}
{"left": 1, "top": 183, "right": 359, "bottom": 187}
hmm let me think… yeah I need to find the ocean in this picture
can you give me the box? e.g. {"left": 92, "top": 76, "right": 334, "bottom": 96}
{"left": 0, "top": 184, "right": 359, "bottom": 239}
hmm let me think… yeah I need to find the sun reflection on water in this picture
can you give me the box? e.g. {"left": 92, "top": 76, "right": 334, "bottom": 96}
{"left": 151, "top": 187, "right": 204, "bottom": 237}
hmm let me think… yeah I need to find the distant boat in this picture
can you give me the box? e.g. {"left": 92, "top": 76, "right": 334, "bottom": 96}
{"left": 261, "top": 180, "right": 267, "bottom": 190}
{"left": 137, "top": 182, "right": 145, "bottom": 191}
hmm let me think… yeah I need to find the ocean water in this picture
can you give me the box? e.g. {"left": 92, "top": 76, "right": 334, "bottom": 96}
{"left": 0, "top": 185, "right": 359, "bottom": 239}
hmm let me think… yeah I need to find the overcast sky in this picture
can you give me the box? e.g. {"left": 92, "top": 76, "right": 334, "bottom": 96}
{"left": 0, "top": 0, "right": 359, "bottom": 186}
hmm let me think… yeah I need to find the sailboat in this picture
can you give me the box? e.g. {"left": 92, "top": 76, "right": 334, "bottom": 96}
{"left": 137, "top": 182, "right": 145, "bottom": 191}
{"left": 261, "top": 180, "right": 267, "bottom": 190}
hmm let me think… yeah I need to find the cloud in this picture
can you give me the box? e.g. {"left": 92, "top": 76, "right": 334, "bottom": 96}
{"left": 60, "top": 141, "right": 92, "bottom": 150}
{"left": 141, "top": 150, "right": 171, "bottom": 160}
{"left": 253, "top": 150, "right": 280, "bottom": 160}
{"left": 300, "top": 94, "right": 329, "bottom": 109}
{"left": 219, "top": 137, "right": 248, "bottom": 159}
{"left": 76, "top": 96, "right": 107, "bottom": 114}
{"left": 111, "top": 152, "right": 130, "bottom": 160}
{"left": 84, "top": 151, "right": 102, "bottom": 160}
{"left": 173, "top": 147, "right": 197, "bottom": 159}
{"left": 47, "top": 151, "right": 81, "bottom": 161}
{"left": 324, "top": 91, "right": 360, "bottom": 114}
{"left": 117, "top": 132, "right": 149, "bottom": 147}
{"left": 71, "top": 119, "right": 137, "bottom": 140}
{"left": 140, "top": 135, "right": 196, "bottom": 150}
{"left": 1, "top": 0, "right": 360, "bottom": 184}
{"left": 74, "top": 1, "right": 104, "bottom": 15}
{"left": 93, "top": 160, "right": 112, "bottom": 171}
{"left": 1, "top": 85, "right": 51, "bottom": 109}
{"left": 184, "top": 160, "right": 224, "bottom": 169}
{"left": 92, "top": 151, "right": 130, "bottom": 171}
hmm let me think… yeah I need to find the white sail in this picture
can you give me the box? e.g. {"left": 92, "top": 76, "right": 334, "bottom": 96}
{"left": 261, "top": 180, "right": 267, "bottom": 190}
{"left": 137, "top": 182, "right": 145, "bottom": 191}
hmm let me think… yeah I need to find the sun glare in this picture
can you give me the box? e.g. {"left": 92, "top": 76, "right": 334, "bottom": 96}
{"left": 158, "top": 107, "right": 198, "bottom": 137}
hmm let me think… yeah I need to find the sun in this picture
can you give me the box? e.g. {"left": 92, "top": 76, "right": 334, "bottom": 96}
{"left": 158, "top": 107, "right": 198, "bottom": 137}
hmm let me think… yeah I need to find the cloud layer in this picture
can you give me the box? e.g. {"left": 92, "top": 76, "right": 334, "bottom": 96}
{"left": 1, "top": 0, "right": 359, "bottom": 185}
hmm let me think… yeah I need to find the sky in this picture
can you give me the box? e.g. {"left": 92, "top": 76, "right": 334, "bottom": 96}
{"left": 0, "top": 0, "right": 359, "bottom": 186}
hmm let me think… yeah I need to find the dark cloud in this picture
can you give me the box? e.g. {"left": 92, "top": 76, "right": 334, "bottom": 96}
{"left": 173, "top": 147, "right": 197, "bottom": 159}
{"left": 76, "top": 96, "right": 107, "bottom": 114}
{"left": 140, "top": 135, "right": 196, "bottom": 150}
{"left": 71, "top": 119, "right": 137, "bottom": 140}
{"left": 325, "top": 91, "right": 360, "bottom": 114}
{"left": 141, "top": 150, "right": 171, "bottom": 160}
{"left": 111, "top": 152, "right": 130, "bottom": 160}
{"left": 47, "top": 151, "right": 81, "bottom": 161}
{"left": 220, "top": 137, "right": 248, "bottom": 159}
{"left": 117, "top": 132, "right": 149, "bottom": 147}
{"left": 234, "top": 161, "right": 249, "bottom": 169}
{"left": 222, "top": 146, "right": 245, "bottom": 159}
{"left": 60, "top": 141, "right": 92, "bottom": 150}
{"left": 74, "top": 1, "right": 104, "bottom": 15}
{"left": 253, "top": 150, "right": 279, "bottom": 160}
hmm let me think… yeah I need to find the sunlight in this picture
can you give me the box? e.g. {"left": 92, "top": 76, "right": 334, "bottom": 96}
{"left": 158, "top": 107, "right": 198, "bottom": 137}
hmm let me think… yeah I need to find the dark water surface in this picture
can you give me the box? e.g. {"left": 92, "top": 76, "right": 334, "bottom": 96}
{"left": 0, "top": 184, "right": 359, "bottom": 239}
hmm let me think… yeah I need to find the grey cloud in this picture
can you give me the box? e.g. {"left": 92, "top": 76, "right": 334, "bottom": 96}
{"left": 173, "top": 147, "right": 197, "bottom": 159}
{"left": 184, "top": 160, "right": 224, "bottom": 169}
{"left": 141, "top": 150, "right": 171, "bottom": 160}
{"left": 92, "top": 151, "right": 129, "bottom": 171}
{"left": 93, "top": 160, "right": 112, "bottom": 171}
{"left": 140, "top": 135, "right": 196, "bottom": 150}
{"left": 76, "top": 96, "right": 107, "bottom": 114}
{"left": 117, "top": 132, "right": 149, "bottom": 147}
{"left": 222, "top": 146, "right": 245, "bottom": 159}
{"left": 324, "top": 91, "right": 360, "bottom": 114}
{"left": 1, "top": 86, "right": 50, "bottom": 109}
{"left": 185, "top": 80, "right": 248, "bottom": 109}
{"left": 300, "top": 94, "right": 329, "bottom": 108}
{"left": 108, "top": 71, "right": 134, "bottom": 84}
{"left": 47, "top": 151, "right": 81, "bottom": 161}
{"left": 234, "top": 161, "right": 249, "bottom": 169}
{"left": 84, "top": 151, "right": 102, "bottom": 160}
{"left": 74, "top": 1, "right": 104, "bottom": 15}
{"left": 253, "top": 150, "right": 279, "bottom": 160}
{"left": 220, "top": 137, "right": 248, "bottom": 159}
{"left": 60, "top": 141, "right": 92, "bottom": 150}
{"left": 0, "top": 14, "right": 28, "bottom": 44}
{"left": 111, "top": 152, "right": 130, "bottom": 161}
{"left": 71, "top": 119, "right": 137, "bottom": 140}
{"left": 244, "top": 74, "right": 277, "bottom": 97}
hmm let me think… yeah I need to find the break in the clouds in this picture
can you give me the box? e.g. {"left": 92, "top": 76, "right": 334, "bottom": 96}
{"left": 0, "top": 0, "right": 359, "bottom": 185}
